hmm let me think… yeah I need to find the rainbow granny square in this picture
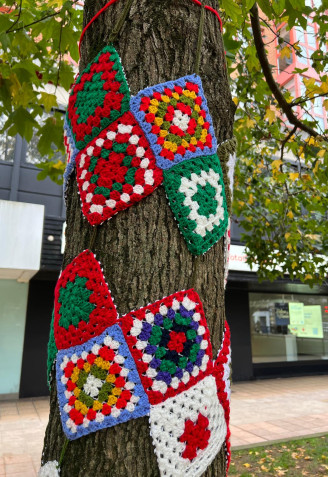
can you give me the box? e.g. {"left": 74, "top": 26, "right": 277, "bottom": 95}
{"left": 56, "top": 324, "right": 150, "bottom": 440}
{"left": 130, "top": 75, "right": 217, "bottom": 170}
{"left": 76, "top": 111, "right": 163, "bottom": 226}
{"left": 163, "top": 154, "right": 228, "bottom": 255}
{"left": 120, "top": 289, "right": 213, "bottom": 405}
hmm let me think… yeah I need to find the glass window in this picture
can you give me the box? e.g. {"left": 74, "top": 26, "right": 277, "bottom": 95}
{"left": 0, "top": 116, "right": 16, "bottom": 163}
{"left": 249, "top": 292, "right": 328, "bottom": 363}
{"left": 25, "top": 112, "right": 63, "bottom": 165}
{"left": 306, "top": 25, "right": 317, "bottom": 49}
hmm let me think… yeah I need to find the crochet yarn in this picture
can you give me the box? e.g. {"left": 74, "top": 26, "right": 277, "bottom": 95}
{"left": 56, "top": 324, "right": 150, "bottom": 440}
{"left": 120, "top": 289, "right": 213, "bottom": 405}
{"left": 38, "top": 461, "right": 60, "bottom": 476}
{"left": 130, "top": 74, "right": 217, "bottom": 170}
{"left": 213, "top": 322, "right": 231, "bottom": 473}
{"left": 164, "top": 154, "right": 228, "bottom": 255}
{"left": 66, "top": 45, "right": 130, "bottom": 151}
{"left": 149, "top": 375, "right": 227, "bottom": 477}
{"left": 47, "top": 310, "right": 58, "bottom": 388}
{"left": 54, "top": 250, "right": 118, "bottom": 349}
{"left": 63, "top": 117, "right": 79, "bottom": 191}
{"left": 76, "top": 111, "right": 163, "bottom": 226}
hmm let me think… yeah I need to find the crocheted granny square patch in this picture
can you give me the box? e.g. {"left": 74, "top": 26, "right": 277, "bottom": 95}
{"left": 213, "top": 322, "right": 231, "bottom": 472}
{"left": 76, "top": 111, "right": 163, "bottom": 226}
{"left": 149, "top": 375, "right": 227, "bottom": 477}
{"left": 56, "top": 324, "right": 150, "bottom": 440}
{"left": 63, "top": 117, "right": 79, "bottom": 192}
{"left": 130, "top": 74, "right": 217, "bottom": 170}
{"left": 164, "top": 154, "right": 228, "bottom": 255}
{"left": 54, "top": 250, "right": 118, "bottom": 350}
{"left": 67, "top": 45, "right": 130, "bottom": 150}
{"left": 120, "top": 289, "right": 213, "bottom": 405}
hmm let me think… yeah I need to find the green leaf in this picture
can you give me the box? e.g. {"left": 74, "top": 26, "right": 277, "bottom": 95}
{"left": 221, "top": 0, "right": 243, "bottom": 23}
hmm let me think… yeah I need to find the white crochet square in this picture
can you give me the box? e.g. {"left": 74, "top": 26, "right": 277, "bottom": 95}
{"left": 149, "top": 375, "right": 227, "bottom": 477}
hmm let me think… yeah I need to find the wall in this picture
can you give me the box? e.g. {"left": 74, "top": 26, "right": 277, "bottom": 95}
{"left": 0, "top": 280, "right": 28, "bottom": 396}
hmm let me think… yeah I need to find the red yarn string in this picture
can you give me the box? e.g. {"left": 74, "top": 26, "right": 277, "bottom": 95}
{"left": 78, "top": 0, "right": 223, "bottom": 57}
{"left": 79, "top": 0, "right": 118, "bottom": 56}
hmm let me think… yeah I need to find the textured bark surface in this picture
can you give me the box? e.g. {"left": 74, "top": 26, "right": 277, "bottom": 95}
{"left": 42, "top": 1, "right": 235, "bottom": 475}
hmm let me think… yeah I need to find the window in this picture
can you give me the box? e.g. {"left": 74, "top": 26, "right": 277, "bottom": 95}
{"left": 0, "top": 115, "right": 16, "bottom": 162}
{"left": 249, "top": 292, "right": 328, "bottom": 363}
{"left": 299, "top": 81, "right": 327, "bottom": 133}
{"left": 25, "top": 112, "right": 63, "bottom": 165}
{"left": 277, "top": 26, "right": 293, "bottom": 73}
{"left": 294, "top": 22, "right": 318, "bottom": 67}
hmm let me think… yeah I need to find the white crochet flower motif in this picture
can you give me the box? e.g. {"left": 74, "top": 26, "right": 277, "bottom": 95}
{"left": 83, "top": 374, "right": 103, "bottom": 398}
{"left": 38, "top": 460, "right": 60, "bottom": 476}
{"left": 172, "top": 110, "right": 190, "bottom": 132}
{"left": 179, "top": 169, "right": 225, "bottom": 237}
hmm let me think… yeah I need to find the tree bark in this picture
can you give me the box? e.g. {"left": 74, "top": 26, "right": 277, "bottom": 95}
{"left": 41, "top": 1, "right": 235, "bottom": 475}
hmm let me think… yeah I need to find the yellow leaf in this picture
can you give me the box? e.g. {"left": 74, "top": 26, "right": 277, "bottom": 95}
{"left": 280, "top": 45, "right": 292, "bottom": 59}
{"left": 302, "top": 174, "right": 311, "bottom": 182}
{"left": 318, "top": 149, "right": 325, "bottom": 158}
{"left": 40, "top": 92, "right": 58, "bottom": 113}
{"left": 285, "top": 233, "right": 291, "bottom": 240}
{"left": 287, "top": 211, "right": 294, "bottom": 219}
{"left": 289, "top": 172, "right": 299, "bottom": 181}
{"left": 243, "top": 463, "right": 251, "bottom": 468}
{"left": 246, "top": 117, "right": 256, "bottom": 128}
{"left": 265, "top": 107, "right": 276, "bottom": 125}
{"left": 271, "top": 159, "right": 283, "bottom": 170}
{"left": 323, "top": 99, "right": 328, "bottom": 111}
{"left": 287, "top": 243, "right": 293, "bottom": 250}
{"left": 261, "top": 465, "right": 269, "bottom": 471}
{"left": 304, "top": 274, "right": 313, "bottom": 280}
{"left": 292, "top": 261, "right": 297, "bottom": 269}
{"left": 248, "top": 194, "right": 254, "bottom": 205}
{"left": 232, "top": 97, "right": 239, "bottom": 105}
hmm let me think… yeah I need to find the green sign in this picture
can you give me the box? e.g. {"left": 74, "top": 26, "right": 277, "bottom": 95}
{"left": 288, "top": 304, "right": 323, "bottom": 339}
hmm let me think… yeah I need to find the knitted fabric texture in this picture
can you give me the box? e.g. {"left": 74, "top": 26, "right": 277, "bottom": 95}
{"left": 213, "top": 322, "right": 231, "bottom": 473}
{"left": 76, "top": 111, "right": 163, "bottom": 226}
{"left": 163, "top": 154, "right": 228, "bottom": 255}
{"left": 63, "top": 116, "right": 79, "bottom": 191}
{"left": 38, "top": 461, "right": 60, "bottom": 477}
{"left": 130, "top": 75, "right": 217, "bottom": 170}
{"left": 54, "top": 250, "right": 118, "bottom": 349}
{"left": 120, "top": 289, "right": 213, "bottom": 405}
{"left": 56, "top": 324, "right": 150, "bottom": 440}
{"left": 149, "top": 375, "right": 227, "bottom": 477}
{"left": 47, "top": 310, "right": 58, "bottom": 388}
{"left": 66, "top": 46, "right": 130, "bottom": 151}
{"left": 224, "top": 219, "right": 231, "bottom": 289}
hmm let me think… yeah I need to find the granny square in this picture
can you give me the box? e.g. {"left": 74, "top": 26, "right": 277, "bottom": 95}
{"left": 67, "top": 45, "right": 130, "bottom": 150}
{"left": 120, "top": 289, "right": 213, "bottom": 405}
{"left": 56, "top": 324, "right": 150, "bottom": 440}
{"left": 54, "top": 250, "right": 118, "bottom": 350}
{"left": 63, "top": 117, "right": 79, "bottom": 191}
{"left": 213, "top": 322, "right": 231, "bottom": 472}
{"left": 76, "top": 111, "right": 163, "bottom": 226}
{"left": 130, "top": 74, "right": 217, "bottom": 170}
{"left": 149, "top": 375, "right": 227, "bottom": 477}
{"left": 163, "top": 154, "right": 228, "bottom": 255}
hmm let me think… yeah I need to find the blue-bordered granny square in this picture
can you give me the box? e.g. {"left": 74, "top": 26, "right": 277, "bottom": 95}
{"left": 63, "top": 117, "right": 79, "bottom": 192}
{"left": 130, "top": 74, "right": 217, "bottom": 170}
{"left": 56, "top": 324, "right": 150, "bottom": 440}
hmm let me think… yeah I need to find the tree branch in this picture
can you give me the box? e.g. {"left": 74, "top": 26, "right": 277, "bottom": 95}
{"left": 291, "top": 92, "right": 328, "bottom": 106}
{"left": 250, "top": 3, "right": 322, "bottom": 139}
{"left": 6, "top": 0, "right": 23, "bottom": 33}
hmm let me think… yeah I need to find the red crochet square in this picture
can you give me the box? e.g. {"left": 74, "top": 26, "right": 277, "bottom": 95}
{"left": 120, "top": 289, "right": 213, "bottom": 405}
{"left": 76, "top": 111, "right": 163, "bottom": 226}
{"left": 54, "top": 250, "right": 118, "bottom": 349}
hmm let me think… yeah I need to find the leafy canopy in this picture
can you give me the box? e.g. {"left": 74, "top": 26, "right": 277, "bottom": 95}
{"left": 0, "top": 0, "right": 327, "bottom": 285}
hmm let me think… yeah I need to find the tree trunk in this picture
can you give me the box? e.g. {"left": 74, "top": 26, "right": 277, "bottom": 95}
{"left": 41, "top": 1, "right": 235, "bottom": 475}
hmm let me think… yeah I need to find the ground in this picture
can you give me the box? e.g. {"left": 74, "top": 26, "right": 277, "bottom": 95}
{"left": 230, "top": 435, "right": 328, "bottom": 476}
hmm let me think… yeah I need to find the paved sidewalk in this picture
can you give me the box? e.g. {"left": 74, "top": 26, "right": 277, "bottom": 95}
{"left": 230, "top": 375, "right": 328, "bottom": 448}
{"left": 0, "top": 376, "right": 327, "bottom": 476}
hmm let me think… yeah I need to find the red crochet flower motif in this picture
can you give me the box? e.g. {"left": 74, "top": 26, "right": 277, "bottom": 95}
{"left": 179, "top": 412, "right": 211, "bottom": 460}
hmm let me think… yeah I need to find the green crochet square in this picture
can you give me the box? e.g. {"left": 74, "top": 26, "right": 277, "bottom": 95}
{"left": 163, "top": 154, "right": 228, "bottom": 255}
